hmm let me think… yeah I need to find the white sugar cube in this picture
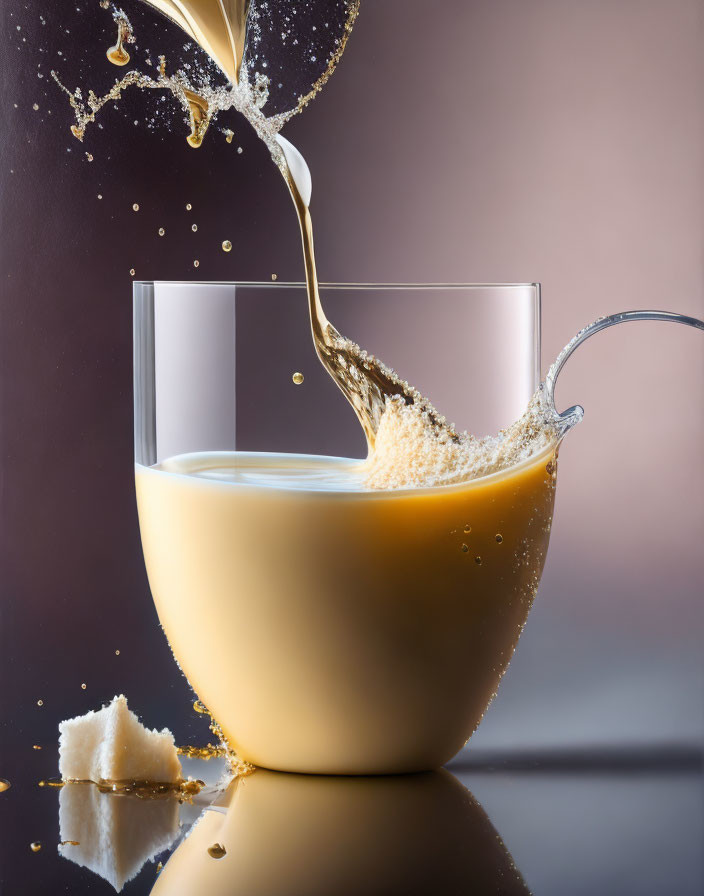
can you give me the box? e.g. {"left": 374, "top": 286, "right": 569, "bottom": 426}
{"left": 58, "top": 695, "right": 182, "bottom": 783}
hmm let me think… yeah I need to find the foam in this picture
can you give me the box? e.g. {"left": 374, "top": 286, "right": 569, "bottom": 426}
{"left": 363, "top": 389, "right": 559, "bottom": 490}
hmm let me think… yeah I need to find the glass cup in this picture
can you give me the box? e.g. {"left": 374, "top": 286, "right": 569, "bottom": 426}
{"left": 134, "top": 282, "right": 554, "bottom": 774}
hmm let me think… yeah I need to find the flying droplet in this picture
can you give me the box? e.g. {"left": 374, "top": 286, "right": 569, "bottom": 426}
{"left": 0, "top": 780, "right": 10, "bottom": 793}
{"left": 129, "top": 269, "right": 135, "bottom": 277}
{"left": 474, "top": 556, "right": 482, "bottom": 566}
{"left": 132, "top": 203, "right": 139, "bottom": 212}
{"left": 271, "top": 273, "right": 278, "bottom": 281}
{"left": 60, "top": 840, "right": 80, "bottom": 847}
{"left": 193, "top": 700, "right": 208, "bottom": 714}
{"left": 32, "top": 103, "right": 39, "bottom": 111}
{"left": 193, "top": 260, "right": 200, "bottom": 268}
{"left": 222, "top": 240, "right": 232, "bottom": 253}
{"left": 292, "top": 372, "right": 304, "bottom": 385}
{"left": 208, "top": 843, "right": 227, "bottom": 859}
{"left": 33, "top": 745, "right": 42, "bottom": 750}
{"left": 30, "top": 842, "right": 42, "bottom": 853}
{"left": 186, "top": 203, "right": 192, "bottom": 211}
{"left": 81, "top": 683, "right": 87, "bottom": 690}
{"left": 97, "top": 194, "right": 103, "bottom": 200}
{"left": 115, "top": 649, "right": 120, "bottom": 656}
{"left": 36, "top": 700, "right": 43, "bottom": 707}
{"left": 191, "top": 224, "right": 198, "bottom": 232}
{"left": 224, "top": 129, "right": 233, "bottom": 144}
{"left": 158, "top": 227, "right": 165, "bottom": 236}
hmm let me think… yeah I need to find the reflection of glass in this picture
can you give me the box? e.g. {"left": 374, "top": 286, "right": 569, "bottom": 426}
{"left": 152, "top": 769, "right": 530, "bottom": 896}
{"left": 134, "top": 282, "right": 552, "bottom": 774}
{"left": 58, "top": 783, "right": 179, "bottom": 891}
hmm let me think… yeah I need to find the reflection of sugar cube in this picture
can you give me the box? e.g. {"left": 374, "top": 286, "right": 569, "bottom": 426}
{"left": 58, "top": 695, "right": 182, "bottom": 783}
{"left": 59, "top": 783, "right": 180, "bottom": 892}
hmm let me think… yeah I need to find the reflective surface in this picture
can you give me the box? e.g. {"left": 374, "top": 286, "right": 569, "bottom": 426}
{"left": 2, "top": 747, "right": 702, "bottom": 895}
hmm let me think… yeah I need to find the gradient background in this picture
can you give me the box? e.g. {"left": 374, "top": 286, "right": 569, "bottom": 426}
{"left": 1, "top": 0, "right": 703, "bottom": 787}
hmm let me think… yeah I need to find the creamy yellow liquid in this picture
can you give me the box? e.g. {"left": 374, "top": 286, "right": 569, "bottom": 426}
{"left": 136, "top": 447, "right": 557, "bottom": 774}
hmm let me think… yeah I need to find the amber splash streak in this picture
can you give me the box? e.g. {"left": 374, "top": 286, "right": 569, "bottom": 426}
{"left": 106, "top": 10, "right": 133, "bottom": 66}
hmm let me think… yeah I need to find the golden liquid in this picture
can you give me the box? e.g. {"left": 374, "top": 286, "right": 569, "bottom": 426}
{"left": 0, "top": 779, "right": 10, "bottom": 793}
{"left": 106, "top": 13, "right": 132, "bottom": 67}
{"left": 136, "top": 447, "right": 557, "bottom": 775}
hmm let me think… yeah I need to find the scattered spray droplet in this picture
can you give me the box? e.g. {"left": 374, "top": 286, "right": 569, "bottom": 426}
{"left": 37, "top": 700, "right": 43, "bottom": 707}
{"left": 115, "top": 649, "right": 120, "bottom": 656}
{"left": 132, "top": 203, "right": 139, "bottom": 212}
{"left": 221, "top": 240, "right": 232, "bottom": 252}
{"left": 271, "top": 273, "right": 278, "bottom": 281}
{"left": 208, "top": 843, "right": 226, "bottom": 859}
{"left": 30, "top": 842, "right": 42, "bottom": 853}
{"left": 0, "top": 780, "right": 10, "bottom": 793}
{"left": 156, "top": 861, "right": 163, "bottom": 874}
{"left": 186, "top": 203, "right": 192, "bottom": 211}
{"left": 191, "top": 224, "right": 198, "bottom": 232}
{"left": 97, "top": 193, "right": 103, "bottom": 200}
{"left": 129, "top": 269, "right": 135, "bottom": 277}
{"left": 224, "top": 129, "right": 233, "bottom": 143}
{"left": 158, "top": 227, "right": 165, "bottom": 236}
{"left": 193, "top": 260, "right": 200, "bottom": 268}
{"left": 33, "top": 745, "right": 42, "bottom": 751}
{"left": 81, "top": 683, "right": 87, "bottom": 690}
{"left": 292, "top": 372, "right": 305, "bottom": 385}
{"left": 193, "top": 700, "right": 208, "bottom": 714}
{"left": 32, "top": 103, "right": 39, "bottom": 111}
{"left": 85, "top": 153, "right": 93, "bottom": 162}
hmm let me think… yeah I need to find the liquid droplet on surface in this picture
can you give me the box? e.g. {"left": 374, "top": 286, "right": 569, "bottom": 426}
{"left": 30, "top": 842, "right": 42, "bottom": 853}
{"left": 0, "top": 780, "right": 10, "bottom": 793}
{"left": 222, "top": 240, "right": 232, "bottom": 252}
{"left": 292, "top": 372, "right": 304, "bottom": 385}
{"left": 208, "top": 843, "right": 227, "bottom": 860}
{"left": 495, "top": 534, "right": 504, "bottom": 544}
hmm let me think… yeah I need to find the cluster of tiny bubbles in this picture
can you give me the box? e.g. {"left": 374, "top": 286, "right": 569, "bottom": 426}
{"left": 292, "top": 371, "right": 305, "bottom": 385}
{"left": 495, "top": 534, "right": 504, "bottom": 544}
{"left": 222, "top": 240, "right": 232, "bottom": 252}
{"left": 158, "top": 227, "right": 165, "bottom": 236}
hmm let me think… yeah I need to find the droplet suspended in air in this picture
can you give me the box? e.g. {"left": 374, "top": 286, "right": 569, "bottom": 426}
{"left": 30, "top": 842, "right": 42, "bottom": 853}
{"left": 292, "top": 372, "right": 304, "bottom": 385}
{"left": 191, "top": 224, "right": 198, "bottom": 232}
{"left": 222, "top": 240, "right": 232, "bottom": 253}
{"left": 193, "top": 260, "right": 200, "bottom": 268}
{"left": 132, "top": 203, "right": 139, "bottom": 212}
{"left": 158, "top": 227, "right": 165, "bottom": 236}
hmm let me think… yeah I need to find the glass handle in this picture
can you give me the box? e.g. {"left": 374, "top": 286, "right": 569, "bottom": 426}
{"left": 544, "top": 310, "right": 704, "bottom": 434}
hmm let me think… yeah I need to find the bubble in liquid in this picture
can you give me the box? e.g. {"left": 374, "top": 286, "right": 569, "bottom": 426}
{"left": 222, "top": 240, "right": 232, "bottom": 252}
{"left": 292, "top": 372, "right": 304, "bottom": 385}
{"left": 132, "top": 203, "right": 139, "bottom": 212}
{"left": 495, "top": 534, "right": 504, "bottom": 544}
{"left": 474, "top": 556, "right": 482, "bottom": 566}
{"left": 30, "top": 842, "right": 42, "bottom": 853}
{"left": 158, "top": 227, "right": 165, "bottom": 236}
{"left": 463, "top": 525, "right": 471, "bottom": 534}
{"left": 36, "top": 700, "right": 43, "bottom": 707}
{"left": 207, "top": 843, "right": 227, "bottom": 860}
{"left": 191, "top": 224, "right": 198, "bottom": 232}
{"left": 460, "top": 544, "right": 469, "bottom": 553}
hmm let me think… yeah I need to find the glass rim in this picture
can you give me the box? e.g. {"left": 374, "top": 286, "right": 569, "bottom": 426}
{"left": 134, "top": 281, "right": 540, "bottom": 290}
